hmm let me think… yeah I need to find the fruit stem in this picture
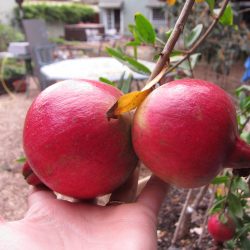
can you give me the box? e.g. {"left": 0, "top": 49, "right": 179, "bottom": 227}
{"left": 226, "top": 137, "right": 250, "bottom": 169}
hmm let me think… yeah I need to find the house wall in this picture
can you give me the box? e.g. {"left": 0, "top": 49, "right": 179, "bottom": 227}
{"left": 122, "top": 0, "right": 150, "bottom": 34}
{"left": 0, "top": 0, "right": 17, "bottom": 25}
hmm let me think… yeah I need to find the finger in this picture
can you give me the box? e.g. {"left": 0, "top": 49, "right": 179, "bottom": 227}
{"left": 109, "top": 166, "right": 140, "bottom": 204}
{"left": 137, "top": 175, "right": 169, "bottom": 215}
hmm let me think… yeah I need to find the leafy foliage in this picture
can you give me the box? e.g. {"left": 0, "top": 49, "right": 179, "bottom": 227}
{"left": 209, "top": 86, "right": 250, "bottom": 249}
{"left": 0, "top": 23, "right": 24, "bottom": 52}
{"left": 15, "top": 3, "right": 96, "bottom": 24}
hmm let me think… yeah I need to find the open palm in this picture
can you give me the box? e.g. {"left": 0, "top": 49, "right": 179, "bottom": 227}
{"left": 0, "top": 176, "right": 168, "bottom": 250}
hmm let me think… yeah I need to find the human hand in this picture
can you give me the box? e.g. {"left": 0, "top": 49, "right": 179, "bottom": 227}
{"left": 0, "top": 173, "right": 168, "bottom": 250}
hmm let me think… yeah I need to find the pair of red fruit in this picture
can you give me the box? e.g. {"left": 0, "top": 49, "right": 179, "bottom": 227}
{"left": 23, "top": 78, "right": 247, "bottom": 242}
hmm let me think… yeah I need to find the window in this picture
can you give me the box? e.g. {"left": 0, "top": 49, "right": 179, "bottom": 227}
{"left": 151, "top": 8, "right": 166, "bottom": 28}
{"left": 152, "top": 8, "right": 165, "bottom": 21}
{"left": 104, "top": 9, "right": 120, "bottom": 32}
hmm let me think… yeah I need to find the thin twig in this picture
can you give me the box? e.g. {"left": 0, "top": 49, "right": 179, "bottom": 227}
{"left": 238, "top": 7, "right": 250, "bottom": 14}
{"left": 192, "top": 184, "right": 209, "bottom": 210}
{"left": 171, "top": 189, "right": 194, "bottom": 245}
{"left": 165, "top": 0, "right": 230, "bottom": 76}
{"left": 197, "top": 187, "right": 216, "bottom": 247}
{"left": 148, "top": 0, "right": 195, "bottom": 81}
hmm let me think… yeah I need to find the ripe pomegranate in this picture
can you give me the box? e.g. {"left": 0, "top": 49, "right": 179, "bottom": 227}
{"left": 207, "top": 213, "right": 236, "bottom": 242}
{"left": 23, "top": 79, "right": 138, "bottom": 199}
{"left": 132, "top": 78, "right": 250, "bottom": 188}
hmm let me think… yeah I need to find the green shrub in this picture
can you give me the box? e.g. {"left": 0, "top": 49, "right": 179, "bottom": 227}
{"left": 15, "top": 3, "right": 96, "bottom": 24}
{"left": 2, "top": 59, "right": 26, "bottom": 80}
{"left": 0, "top": 23, "right": 24, "bottom": 51}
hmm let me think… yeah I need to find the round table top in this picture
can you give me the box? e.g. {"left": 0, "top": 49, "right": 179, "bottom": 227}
{"left": 41, "top": 57, "right": 155, "bottom": 82}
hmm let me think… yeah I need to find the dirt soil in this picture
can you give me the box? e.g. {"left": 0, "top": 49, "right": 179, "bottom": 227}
{"left": 0, "top": 60, "right": 245, "bottom": 249}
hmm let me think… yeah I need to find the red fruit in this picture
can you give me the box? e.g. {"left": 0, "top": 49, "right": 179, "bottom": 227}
{"left": 23, "top": 80, "right": 138, "bottom": 199}
{"left": 207, "top": 213, "right": 236, "bottom": 242}
{"left": 132, "top": 78, "right": 250, "bottom": 188}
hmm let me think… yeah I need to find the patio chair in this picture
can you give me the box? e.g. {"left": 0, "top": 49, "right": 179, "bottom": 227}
{"left": 22, "top": 19, "right": 59, "bottom": 90}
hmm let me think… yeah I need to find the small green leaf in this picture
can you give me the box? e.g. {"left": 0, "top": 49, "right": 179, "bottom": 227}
{"left": 228, "top": 193, "right": 243, "bottom": 218}
{"left": 219, "top": 213, "right": 228, "bottom": 224}
{"left": 121, "top": 73, "right": 133, "bottom": 94}
{"left": 16, "top": 156, "right": 26, "bottom": 163}
{"left": 184, "top": 24, "right": 203, "bottom": 48}
{"left": 205, "top": 0, "right": 215, "bottom": 12}
{"left": 214, "top": 5, "right": 233, "bottom": 26}
{"left": 134, "top": 12, "right": 156, "bottom": 44}
{"left": 105, "top": 47, "right": 151, "bottom": 75}
{"left": 126, "top": 41, "right": 141, "bottom": 47}
{"left": 125, "top": 57, "right": 151, "bottom": 75}
{"left": 128, "top": 24, "right": 135, "bottom": 34}
{"left": 209, "top": 197, "right": 226, "bottom": 214}
{"left": 236, "top": 85, "right": 250, "bottom": 95}
{"left": 166, "top": 28, "right": 173, "bottom": 40}
{"left": 212, "top": 175, "right": 229, "bottom": 184}
{"left": 241, "top": 132, "right": 250, "bottom": 144}
{"left": 232, "top": 176, "right": 249, "bottom": 194}
{"left": 99, "top": 77, "right": 115, "bottom": 86}
{"left": 106, "top": 47, "right": 125, "bottom": 61}
{"left": 170, "top": 50, "right": 183, "bottom": 57}
{"left": 189, "top": 53, "right": 201, "bottom": 68}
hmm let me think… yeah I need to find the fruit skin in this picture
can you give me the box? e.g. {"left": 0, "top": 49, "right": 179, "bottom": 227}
{"left": 132, "top": 78, "right": 239, "bottom": 188}
{"left": 207, "top": 213, "right": 236, "bottom": 243}
{"left": 23, "top": 79, "right": 138, "bottom": 199}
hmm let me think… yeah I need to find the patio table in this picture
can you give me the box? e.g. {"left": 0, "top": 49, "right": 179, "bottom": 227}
{"left": 40, "top": 57, "right": 155, "bottom": 82}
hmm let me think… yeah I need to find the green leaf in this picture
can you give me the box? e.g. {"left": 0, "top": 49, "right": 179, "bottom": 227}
{"left": 105, "top": 47, "right": 151, "bottom": 75}
{"left": 170, "top": 50, "right": 183, "bottom": 57}
{"left": 128, "top": 24, "right": 141, "bottom": 43}
{"left": 125, "top": 57, "right": 151, "bottom": 75}
{"left": 134, "top": 12, "right": 156, "bottom": 44}
{"left": 184, "top": 24, "right": 203, "bottom": 48}
{"left": 99, "top": 77, "right": 115, "bottom": 86}
{"left": 214, "top": 5, "right": 233, "bottom": 26}
{"left": 242, "top": 238, "right": 250, "bottom": 250}
{"left": 232, "top": 177, "right": 249, "bottom": 194}
{"left": 178, "top": 53, "right": 201, "bottom": 72}
{"left": 205, "top": 0, "right": 215, "bottom": 12}
{"left": 126, "top": 41, "right": 141, "bottom": 47}
{"left": 236, "top": 85, "right": 250, "bottom": 96}
{"left": 212, "top": 175, "right": 229, "bottom": 184}
{"left": 241, "top": 132, "right": 250, "bottom": 144}
{"left": 16, "top": 156, "right": 26, "bottom": 163}
{"left": 106, "top": 47, "right": 125, "bottom": 61}
{"left": 219, "top": 213, "right": 228, "bottom": 224}
{"left": 189, "top": 53, "right": 201, "bottom": 68}
{"left": 166, "top": 28, "right": 173, "bottom": 40}
{"left": 121, "top": 73, "right": 133, "bottom": 94}
{"left": 209, "top": 197, "right": 226, "bottom": 214}
{"left": 228, "top": 193, "right": 243, "bottom": 218}
{"left": 128, "top": 24, "right": 135, "bottom": 34}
